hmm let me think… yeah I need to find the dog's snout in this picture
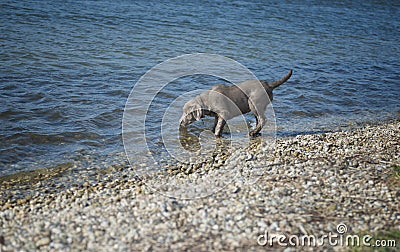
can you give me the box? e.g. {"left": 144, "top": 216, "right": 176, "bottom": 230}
{"left": 179, "top": 116, "right": 186, "bottom": 127}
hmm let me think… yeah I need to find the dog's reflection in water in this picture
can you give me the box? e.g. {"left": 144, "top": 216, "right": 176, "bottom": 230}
{"left": 178, "top": 124, "right": 232, "bottom": 154}
{"left": 179, "top": 123, "right": 270, "bottom": 160}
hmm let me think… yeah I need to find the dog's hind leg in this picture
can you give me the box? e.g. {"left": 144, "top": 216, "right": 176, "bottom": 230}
{"left": 250, "top": 114, "right": 266, "bottom": 137}
{"left": 248, "top": 101, "right": 266, "bottom": 137}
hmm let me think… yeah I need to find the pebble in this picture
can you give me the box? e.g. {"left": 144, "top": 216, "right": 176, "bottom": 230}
{"left": 1, "top": 120, "right": 399, "bottom": 251}
{"left": 36, "top": 237, "right": 50, "bottom": 247}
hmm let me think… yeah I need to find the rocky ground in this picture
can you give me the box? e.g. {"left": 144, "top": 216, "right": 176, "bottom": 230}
{"left": 1, "top": 120, "right": 399, "bottom": 251}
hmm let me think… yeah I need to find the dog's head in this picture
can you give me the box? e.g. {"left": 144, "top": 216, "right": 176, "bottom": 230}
{"left": 179, "top": 99, "right": 204, "bottom": 127}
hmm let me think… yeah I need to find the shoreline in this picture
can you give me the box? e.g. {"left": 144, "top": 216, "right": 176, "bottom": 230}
{"left": 1, "top": 117, "right": 398, "bottom": 185}
{"left": 1, "top": 119, "right": 399, "bottom": 251}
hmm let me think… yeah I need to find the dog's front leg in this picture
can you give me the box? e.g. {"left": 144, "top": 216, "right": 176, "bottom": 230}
{"left": 212, "top": 115, "right": 218, "bottom": 133}
{"left": 214, "top": 116, "right": 226, "bottom": 137}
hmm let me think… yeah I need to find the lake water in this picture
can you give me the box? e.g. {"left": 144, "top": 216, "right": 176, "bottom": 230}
{"left": 1, "top": 0, "right": 399, "bottom": 176}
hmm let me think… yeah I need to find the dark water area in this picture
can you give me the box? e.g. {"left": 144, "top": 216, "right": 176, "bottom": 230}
{"left": 1, "top": 0, "right": 399, "bottom": 176}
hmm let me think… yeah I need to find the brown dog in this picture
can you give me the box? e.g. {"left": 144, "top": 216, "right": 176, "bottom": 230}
{"left": 179, "top": 70, "right": 293, "bottom": 137}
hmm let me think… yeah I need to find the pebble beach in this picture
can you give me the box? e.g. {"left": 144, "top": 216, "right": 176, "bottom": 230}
{"left": 1, "top": 120, "right": 399, "bottom": 251}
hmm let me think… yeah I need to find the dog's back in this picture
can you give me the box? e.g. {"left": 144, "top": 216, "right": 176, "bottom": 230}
{"left": 210, "top": 83, "right": 252, "bottom": 115}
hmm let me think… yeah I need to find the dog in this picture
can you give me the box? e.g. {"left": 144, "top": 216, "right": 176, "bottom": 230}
{"left": 179, "top": 70, "right": 293, "bottom": 137}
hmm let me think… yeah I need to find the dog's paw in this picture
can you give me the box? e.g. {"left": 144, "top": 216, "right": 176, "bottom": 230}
{"left": 249, "top": 131, "right": 261, "bottom": 138}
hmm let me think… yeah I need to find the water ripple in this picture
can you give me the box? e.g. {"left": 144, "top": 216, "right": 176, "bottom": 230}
{"left": 1, "top": 0, "right": 399, "bottom": 175}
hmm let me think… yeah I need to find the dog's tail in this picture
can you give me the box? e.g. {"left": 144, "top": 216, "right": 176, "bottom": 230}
{"left": 267, "top": 69, "right": 293, "bottom": 89}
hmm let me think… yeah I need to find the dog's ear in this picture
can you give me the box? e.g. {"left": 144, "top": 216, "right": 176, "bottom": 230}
{"left": 194, "top": 108, "right": 202, "bottom": 121}
{"left": 192, "top": 104, "right": 203, "bottom": 121}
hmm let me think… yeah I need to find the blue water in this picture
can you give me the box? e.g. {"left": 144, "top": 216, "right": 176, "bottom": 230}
{"left": 1, "top": 0, "right": 399, "bottom": 176}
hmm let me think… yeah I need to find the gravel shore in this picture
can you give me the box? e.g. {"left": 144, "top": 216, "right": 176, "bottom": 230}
{"left": 1, "top": 120, "right": 399, "bottom": 251}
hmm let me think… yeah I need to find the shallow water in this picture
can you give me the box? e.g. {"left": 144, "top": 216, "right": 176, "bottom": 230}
{"left": 1, "top": 0, "right": 399, "bottom": 176}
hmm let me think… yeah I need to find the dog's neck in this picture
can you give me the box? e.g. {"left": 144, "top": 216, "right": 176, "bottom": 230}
{"left": 195, "top": 94, "right": 206, "bottom": 108}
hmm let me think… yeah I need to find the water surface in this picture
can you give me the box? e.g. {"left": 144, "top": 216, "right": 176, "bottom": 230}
{"left": 1, "top": 0, "right": 399, "bottom": 176}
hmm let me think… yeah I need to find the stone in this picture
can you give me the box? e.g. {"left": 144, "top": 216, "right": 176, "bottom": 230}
{"left": 36, "top": 237, "right": 50, "bottom": 247}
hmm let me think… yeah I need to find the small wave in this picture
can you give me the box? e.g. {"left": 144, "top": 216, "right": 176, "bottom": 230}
{"left": 1, "top": 131, "right": 103, "bottom": 146}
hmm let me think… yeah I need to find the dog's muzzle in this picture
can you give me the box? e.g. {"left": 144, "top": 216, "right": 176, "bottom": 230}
{"left": 179, "top": 117, "right": 186, "bottom": 127}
